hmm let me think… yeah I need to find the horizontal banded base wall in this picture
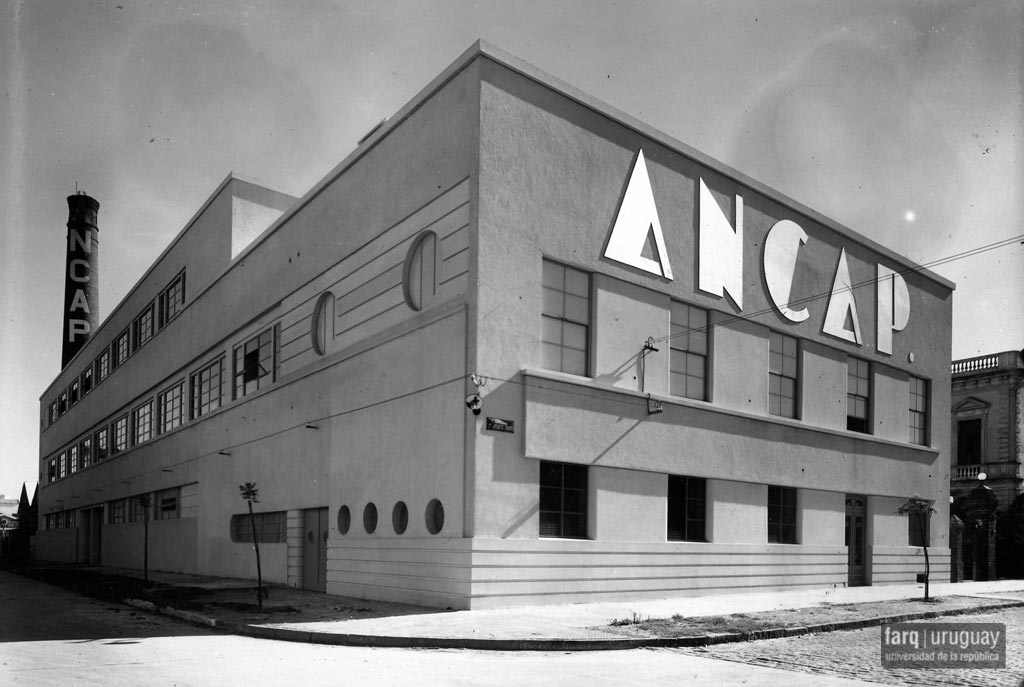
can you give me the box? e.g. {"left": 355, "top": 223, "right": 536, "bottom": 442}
{"left": 325, "top": 538, "right": 953, "bottom": 610}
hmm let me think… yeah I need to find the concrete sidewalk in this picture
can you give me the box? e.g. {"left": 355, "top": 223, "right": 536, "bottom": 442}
{"left": 119, "top": 573, "right": 1024, "bottom": 651}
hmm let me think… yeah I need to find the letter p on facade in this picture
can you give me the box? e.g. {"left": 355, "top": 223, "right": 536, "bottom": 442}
{"left": 877, "top": 264, "right": 910, "bottom": 355}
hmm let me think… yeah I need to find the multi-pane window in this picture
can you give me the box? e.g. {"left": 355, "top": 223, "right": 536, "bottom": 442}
{"left": 47, "top": 459, "right": 56, "bottom": 484}
{"left": 154, "top": 488, "right": 180, "bottom": 520}
{"left": 68, "top": 445, "right": 79, "bottom": 473}
{"left": 133, "top": 302, "right": 155, "bottom": 350}
{"left": 132, "top": 401, "right": 153, "bottom": 445}
{"left": 113, "top": 329, "right": 130, "bottom": 367}
{"left": 669, "top": 302, "right": 708, "bottom": 400}
{"left": 767, "top": 485, "right": 798, "bottom": 544}
{"left": 539, "top": 461, "right": 588, "bottom": 539}
{"left": 108, "top": 499, "right": 126, "bottom": 524}
{"left": 159, "top": 271, "right": 186, "bottom": 327}
{"left": 768, "top": 331, "right": 799, "bottom": 418}
{"left": 58, "top": 391, "right": 68, "bottom": 416}
{"left": 48, "top": 401, "right": 58, "bottom": 425}
{"left": 80, "top": 437, "right": 92, "bottom": 470}
{"left": 230, "top": 511, "right": 287, "bottom": 543}
{"left": 81, "top": 366, "right": 93, "bottom": 395}
{"left": 909, "top": 376, "right": 929, "bottom": 445}
{"left": 112, "top": 415, "right": 129, "bottom": 454}
{"left": 909, "top": 508, "right": 931, "bottom": 547}
{"left": 58, "top": 452, "right": 67, "bottom": 478}
{"left": 96, "top": 349, "right": 110, "bottom": 382}
{"left": 667, "top": 475, "right": 707, "bottom": 542}
{"left": 158, "top": 381, "right": 185, "bottom": 434}
{"left": 847, "top": 357, "right": 871, "bottom": 433}
{"left": 233, "top": 327, "right": 277, "bottom": 398}
{"left": 191, "top": 358, "right": 223, "bottom": 418}
{"left": 541, "top": 260, "right": 590, "bottom": 376}
{"left": 95, "top": 427, "right": 109, "bottom": 462}
{"left": 69, "top": 379, "right": 80, "bottom": 405}
{"left": 128, "top": 495, "right": 149, "bottom": 523}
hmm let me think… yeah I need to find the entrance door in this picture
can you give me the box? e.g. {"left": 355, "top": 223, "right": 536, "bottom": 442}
{"left": 79, "top": 507, "right": 103, "bottom": 565}
{"left": 302, "top": 507, "right": 329, "bottom": 592}
{"left": 845, "top": 495, "right": 867, "bottom": 587}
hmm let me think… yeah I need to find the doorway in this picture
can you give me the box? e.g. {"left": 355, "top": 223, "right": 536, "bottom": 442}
{"left": 302, "top": 507, "right": 329, "bottom": 592}
{"left": 845, "top": 495, "right": 867, "bottom": 587}
{"left": 79, "top": 507, "right": 103, "bottom": 565}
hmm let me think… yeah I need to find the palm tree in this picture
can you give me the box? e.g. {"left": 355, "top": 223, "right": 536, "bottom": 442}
{"left": 239, "top": 482, "right": 263, "bottom": 611}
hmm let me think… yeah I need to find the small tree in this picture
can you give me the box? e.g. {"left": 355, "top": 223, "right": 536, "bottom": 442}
{"left": 898, "top": 496, "right": 937, "bottom": 600}
{"left": 138, "top": 493, "right": 152, "bottom": 585}
{"left": 239, "top": 482, "right": 263, "bottom": 611}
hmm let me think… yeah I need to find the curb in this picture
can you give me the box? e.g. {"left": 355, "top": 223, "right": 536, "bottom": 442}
{"left": 125, "top": 597, "right": 1024, "bottom": 652}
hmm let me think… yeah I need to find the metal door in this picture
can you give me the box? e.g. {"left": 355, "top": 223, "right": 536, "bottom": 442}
{"left": 845, "top": 495, "right": 867, "bottom": 587}
{"left": 302, "top": 507, "right": 329, "bottom": 592}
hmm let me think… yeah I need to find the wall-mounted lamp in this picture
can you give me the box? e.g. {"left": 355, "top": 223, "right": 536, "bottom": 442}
{"left": 218, "top": 450, "right": 231, "bottom": 456}
{"left": 646, "top": 393, "right": 663, "bottom": 415}
{"left": 305, "top": 423, "right": 319, "bottom": 430}
{"left": 978, "top": 472, "right": 987, "bottom": 482}
{"left": 119, "top": 480, "right": 131, "bottom": 485}
{"left": 466, "top": 374, "right": 486, "bottom": 415}
{"left": 643, "top": 337, "right": 659, "bottom": 353}
{"left": 161, "top": 468, "right": 173, "bottom": 473}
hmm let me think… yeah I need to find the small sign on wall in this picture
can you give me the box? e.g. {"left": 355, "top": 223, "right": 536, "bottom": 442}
{"left": 486, "top": 417, "right": 514, "bottom": 433}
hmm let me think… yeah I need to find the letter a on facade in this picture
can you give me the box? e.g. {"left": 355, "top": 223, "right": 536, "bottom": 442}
{"left": 603, "top": 149, "right": 673, "bottom": 279}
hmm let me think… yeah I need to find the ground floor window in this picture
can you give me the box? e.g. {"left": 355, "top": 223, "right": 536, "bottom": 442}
{"left": 667, "top": 475, "right": 707, "bottom": 541}
{"left": 539, "top": 461, "right": 588, "bottom": 539}
{"left": 154, "top": 488, "right": 180, "bottom": 520}
{"left": 908, "top": 508, "right": 930, "bottom": 547}
{"left": 767, "top": 485, "right": 798, "bottom": 544}
{"left": 230, "top": 511, "right": 287, "bottom": 543}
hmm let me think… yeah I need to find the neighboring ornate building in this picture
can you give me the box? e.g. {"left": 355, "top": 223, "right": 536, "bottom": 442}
{"left": 950, "top": 349, "right": 1024, "bottom": 508}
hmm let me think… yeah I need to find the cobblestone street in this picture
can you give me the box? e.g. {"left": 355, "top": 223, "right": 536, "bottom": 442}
{"left": 673, "top": 605, "right": 1024, "bottom": 687}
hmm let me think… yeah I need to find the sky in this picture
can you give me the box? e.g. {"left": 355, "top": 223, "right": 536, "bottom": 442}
{"left": 1, "top": 0, "right": 1021, "bottom": 499}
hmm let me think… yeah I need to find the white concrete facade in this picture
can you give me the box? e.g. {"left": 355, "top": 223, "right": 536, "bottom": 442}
{"left": 37, "top": 42, "right": 953, "bottom": 609}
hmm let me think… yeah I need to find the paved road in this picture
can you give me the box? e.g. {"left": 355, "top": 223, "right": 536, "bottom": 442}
{"left": 0, "top": 569, "right": 880, "bottom": 687}
{"left": 676, "top": 606, "right": 1024, "bottom": 687}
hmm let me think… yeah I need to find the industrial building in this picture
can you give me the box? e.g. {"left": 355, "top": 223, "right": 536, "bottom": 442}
{"left": 37, "top": 41, "right": 953, "bottom": 609}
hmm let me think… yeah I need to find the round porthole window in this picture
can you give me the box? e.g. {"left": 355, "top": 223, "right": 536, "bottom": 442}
{"left": 402, "top": 231, "right": 439, "bottom": 311}
{"left": 363, "top": 502, "right": 378, "bottom": 534}
{"left": 337, "top": 505, "right": 351, "bottom": 535}
{"left": 311, "top": 291, "right": 336, "bottom": 356}
{"left": 392, "top": 501, "right": 409, "bottom": 535}
{"left": 425, "top": 498, "right": 444, "bottom": 535}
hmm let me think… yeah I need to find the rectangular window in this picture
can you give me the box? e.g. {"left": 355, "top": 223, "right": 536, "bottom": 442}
{"left": 68, "top": 445, "right": 79, "bottom": 473}
{"left": 47, "top": 459, "right": 56, "bottom": 484}
{"left": 108, "top": 499, "right": 125, "bottom": 524}
{"left": 132, "top": 401, "right": 153, "bottom": 445}
{"left": 112, "top": 415, "right": 129, "bottom": 455}
{"left": 541, "top": 260, "right": 590, "bottom": 376}
{"left": 113, "top": 329, "right": 130, "bottom": 367}
{"left": 769, "top": 331, "right": 799, "bottom": 418}
{"left": 154, "top": 488, "right": 180, "bottom": 520}
{"left": 767, "top": 485, "right": 798, "bottom": 544}
{"left": 81, "top": 366, "right": 93, "bottom": 395}
{"left": 58, "top": 391, "right": 68, "bottom": 416}
{"left": 48, "top": 401, "right": 58, "bottom": 425}
{"left": 909, "top": 376, "right": 929, "bottom": 445}
{"left": 133, "top": 302, "right": 155, "bottom": 350}
{"left": 539, "top": 461, "right": 588, "bottom": 539}
{"left": 669, "top": 302, "right": 708, "bottom": 400}
{"left": 69, "top": 379, "right": 80, "bottom": 405}
{"left": 191, "top": 358, "right": 223, "bottom": 418}
{"left": 64, "top": 511, "right": 75, "bottom": 529}
{"left": 58, "top": 451, "right": 67, "bottom": 478}
{"left": 957, "top": 419, "right": 982, "bottom": 465}
{"left": 909, "top": 508, "right": 931, "bottom": 547}
{"left": 128, "top": 495, "right": 149, "bottom": 523}
{"left": 159, "top": 271, "right": 186, "bottom": 327}
{"left": 847, "top": 357, "right": 871, "bottom": 433}
{"left": 667, "top": 475, "right": 707, "bottom": 542}
{"left": 230, "top": 511, "right": 287, "bottom": 543}
{"left": 80, "top": 437, "right": 92, "bottom": 469}
{"left": 45, "top": 513, "right": 55, "bottom": 530}
{"left": 96, "top": 349, "right": 110, "bottom": 382}
{"left": 233, "top": 327, "right": 277, "bottom": 399}
{"left": 95, "top": 427, "right": 109, "bottom": 462}
{"left": 158, "top": 381, "right": 185, "bottom": 433}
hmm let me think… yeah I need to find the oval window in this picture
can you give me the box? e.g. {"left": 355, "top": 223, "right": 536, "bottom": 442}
{"left": 337, "top": 505, "right": 351, "bottom": 535}
{"left": 425, "top": 498, "right": 444, "bottom": 535}
{"left": 363, "top": 502, "right": 378, "bottom": 534}
{"left": 392, "top": 501, "right": 409, "bottom": 535}
{"left": 402, "top": 231, "right": 439, "bottom": 311}
{"left": 311, "top": 291, "right": 336, "bottom": 356}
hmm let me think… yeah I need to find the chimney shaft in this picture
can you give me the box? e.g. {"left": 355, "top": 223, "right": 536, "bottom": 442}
{"left": 61, "top": 193, "right": 100, "bottom": 368}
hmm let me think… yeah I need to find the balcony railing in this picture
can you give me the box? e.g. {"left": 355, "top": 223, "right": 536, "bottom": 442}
{"left": 953, "top": 462, "right": 1022, "bottom": 481}
{"left": 952, "top": 350, "right": 1023, "bottom": 375}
